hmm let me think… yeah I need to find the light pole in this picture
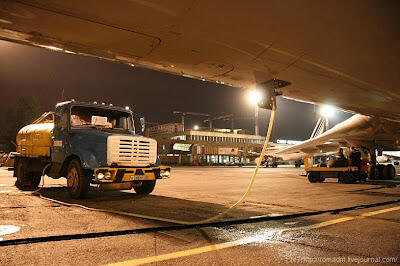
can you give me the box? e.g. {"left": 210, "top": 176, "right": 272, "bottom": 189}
{"left": 254, "top": 105, "right": 259, "bottom": 136}
{"left": 248, "top": 90, "right": 261, "bottom": 136}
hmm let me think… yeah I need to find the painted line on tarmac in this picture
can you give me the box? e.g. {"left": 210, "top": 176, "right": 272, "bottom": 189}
{"left": 1, "top": 199, "right": 399, "bottom": 247}
{"left": 107, "top": 206, "right": 400, "bottom": 266}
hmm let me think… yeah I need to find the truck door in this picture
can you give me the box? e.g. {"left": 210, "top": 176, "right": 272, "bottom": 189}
{"left": 51, "top": 106, "right": 68, "bottom": 164}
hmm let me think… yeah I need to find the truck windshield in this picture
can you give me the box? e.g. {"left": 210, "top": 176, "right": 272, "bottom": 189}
{"left": 70, "top": 106, "right": 134, "bottom": 132}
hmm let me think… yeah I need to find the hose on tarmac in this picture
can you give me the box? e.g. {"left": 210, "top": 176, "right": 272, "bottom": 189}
{"left": 34, "top": 104, "right": 276, "bottom": 225}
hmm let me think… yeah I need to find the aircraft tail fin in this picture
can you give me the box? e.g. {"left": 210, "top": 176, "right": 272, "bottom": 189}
{"left": 310, "top": 118, "right": 327, "bottom": 139}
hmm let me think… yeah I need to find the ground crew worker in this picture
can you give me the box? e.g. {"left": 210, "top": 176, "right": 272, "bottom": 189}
{"left": 349, "top": 147, "right": 361, "bottom": 169}
{"left": 332, "top": 147, "right": 347, "bottom": 167}
{"left": 337, "top": 148, "right": 346, "bottom": 160}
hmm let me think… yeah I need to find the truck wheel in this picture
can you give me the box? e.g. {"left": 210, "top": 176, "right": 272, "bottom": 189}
{"left": 134, "top": 180, "right": 156, "bottom": 195}
{"left": 339, "top": 171, "right": 356, "bottom": 184}
{"left": 67, "top": 159, "right": 90, "bottom": 199}
{"left": 15, "top": 159, "right": 35, "bottom": 190}
{"left": 369, "top": 165, "right": 379, "bottom": 180}
{"left": 307, "top": 172, "right": 319, "bottom": 183}
{"left": 385, "top": 164, "right": 396, "bottom": 180}
{"left": 15, "top": 159, "right": 29, "bottom": 190}
{"left": 32, "top": 173, "right": 42, "bottom": 189}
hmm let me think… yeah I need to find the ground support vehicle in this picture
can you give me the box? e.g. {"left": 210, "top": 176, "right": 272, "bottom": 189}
{"left": 305, "top": 156, "right": 364, "bottom": 184}
{"left": 304, "top": 155, "right": 395, "bottom": 184}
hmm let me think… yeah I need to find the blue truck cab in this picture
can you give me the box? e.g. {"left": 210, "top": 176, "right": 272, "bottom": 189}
{"left": 14, "top": 100, "right": 170, "bottom": 199}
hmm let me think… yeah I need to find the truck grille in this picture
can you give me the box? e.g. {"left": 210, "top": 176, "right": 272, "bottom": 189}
{"left": 107, "top": 136, "right": 157, "bottom": 167}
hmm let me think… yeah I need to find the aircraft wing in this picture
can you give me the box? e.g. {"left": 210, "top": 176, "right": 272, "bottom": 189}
{"left": 382, "top": 151, "right": 400, "bottom": 160}
{"left": 0, "top": 1, "right": 399, "bottom": 120}
{"left": 275, "top": 114, "right": 400, "bottom": 157}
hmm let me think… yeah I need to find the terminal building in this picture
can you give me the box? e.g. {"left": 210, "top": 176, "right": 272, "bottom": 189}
{"left": 146, "top": 123, "right": 283, "bottom": 165}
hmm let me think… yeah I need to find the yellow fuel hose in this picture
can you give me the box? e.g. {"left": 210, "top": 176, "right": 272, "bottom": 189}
{"left": 36, "top": 105, "right": 276, "bottom": 225}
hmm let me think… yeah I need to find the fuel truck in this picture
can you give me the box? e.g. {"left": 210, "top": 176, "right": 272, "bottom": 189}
{"left": 13, "top": 100, "right": 171, "bottom": 199}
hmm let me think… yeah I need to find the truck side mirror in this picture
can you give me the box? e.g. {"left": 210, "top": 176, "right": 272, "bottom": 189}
{"left": 140, "top": 117, "right": 145, "bottom": 133}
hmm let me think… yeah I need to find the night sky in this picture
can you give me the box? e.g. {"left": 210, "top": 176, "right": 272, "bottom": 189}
{"left": 0, "top": 40, "right": 352, "bottom": 141}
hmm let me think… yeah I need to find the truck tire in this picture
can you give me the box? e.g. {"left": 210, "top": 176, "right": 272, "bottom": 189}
{"left": 134, "top": 180, "right": 156, "bottom": 195}
{"left": 15, "top": 159, "right": 30, "bottom": 190}
{"left": 307, "top": 172, "right": 320, "bottom": 183}
{"left": 67, "top": 159, "right": 90, "bottom": 199}
{"left": 339, "top": 171, "right": 356, "bottom": 184}
{"left": 386, "top": 164, "right": 396, "bottom": 180}
{"left": 15, "top": 159, "right": 37, "bottom": 190}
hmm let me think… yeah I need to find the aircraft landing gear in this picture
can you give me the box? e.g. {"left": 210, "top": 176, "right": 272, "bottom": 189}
{"left": 367, "top": 148, "right": 396, "bottom": 180}
{"left": 369, "top": 164, "right": 396, "bottom": 180}
{"left": 369, "top": 165, "right": 380, "bottom": 180}
{"left": 386, "top": 164, "right": 396, "bottom": 180}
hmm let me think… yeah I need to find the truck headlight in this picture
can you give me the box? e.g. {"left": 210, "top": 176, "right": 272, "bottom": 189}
{"left": 104, "top": 171, "right": 112, "bottom": 180}
{"left": 97, "top": 173, "right": 105, "bottom": 180}
{"left": 160, "top": 170, "right": 170, "bottom": 179}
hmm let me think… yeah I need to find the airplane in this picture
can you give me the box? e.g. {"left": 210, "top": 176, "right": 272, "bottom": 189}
{"left": 0, "top": 1, "right": 399, "bottom": 177}
{"left": 275, "top": 113, "right": 400, "bottom": 180}
{"left": 378, "top": 151, "right": 400, "bottom": 165}
{"left": 265, "top": 117, "right": 328, "bottom": 167}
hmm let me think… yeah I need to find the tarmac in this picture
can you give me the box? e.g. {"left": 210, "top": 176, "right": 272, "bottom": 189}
{"left": 0, "top": 166, "right": 399, "bottom": 265}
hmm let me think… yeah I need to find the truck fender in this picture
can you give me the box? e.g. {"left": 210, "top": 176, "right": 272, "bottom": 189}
{"left": 77, "top": 149, "right": 103, "bottom": 169}
{"left": 58, "top": 155, "right": 81, "bottom": 178}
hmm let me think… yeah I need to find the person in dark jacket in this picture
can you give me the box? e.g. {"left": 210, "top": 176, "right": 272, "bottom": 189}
{"left": 349, "top": 147, "right": 361, "bottom": 169}
{"left": 337, "top": 148, "right": 346, "bottom": 161}
{"left": 330, "top": 147, "right": 348, "bottom": 167}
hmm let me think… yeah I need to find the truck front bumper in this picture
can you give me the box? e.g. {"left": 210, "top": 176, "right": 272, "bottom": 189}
{"left": 94, "top": 166, "right": 171, "bottom": 183}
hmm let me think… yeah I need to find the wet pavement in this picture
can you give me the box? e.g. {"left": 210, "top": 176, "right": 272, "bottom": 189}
{"left": 0, "top": 166, "right": 399, "bottom": 265}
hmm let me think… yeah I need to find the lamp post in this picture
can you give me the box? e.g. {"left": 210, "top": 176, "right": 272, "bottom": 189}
{"left": 248, "top": 90, "right": 261, "bottom": 136}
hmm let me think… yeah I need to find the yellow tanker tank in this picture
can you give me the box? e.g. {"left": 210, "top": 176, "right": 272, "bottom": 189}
{"left": 16, "top": 112, "right": 54, "bottom": 158}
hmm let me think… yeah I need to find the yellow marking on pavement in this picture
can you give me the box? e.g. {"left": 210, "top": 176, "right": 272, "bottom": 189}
{"left": 108, "top": 239, "right": 247, "bottom": 266}
{"left": 283, "top": 216, "right": 355, "bottom": 232}
{"left": 106, "top": 205, "right": 400, "bottom": 266}
{"left": 359, "top": 206, "right": 400, "bottom": 217}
